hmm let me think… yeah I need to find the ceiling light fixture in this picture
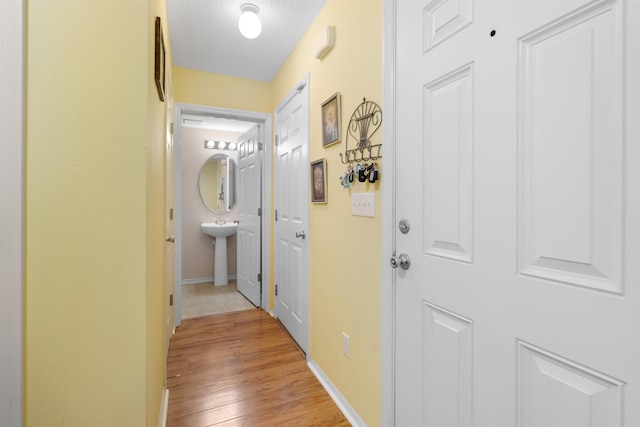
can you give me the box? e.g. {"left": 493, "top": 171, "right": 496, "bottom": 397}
{"left": 238, "top": 3, "right": 262, "bottom": 39}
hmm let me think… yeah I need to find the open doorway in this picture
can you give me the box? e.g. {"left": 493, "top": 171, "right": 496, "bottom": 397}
{"left": 173, "top": 103, "right": 271, "bottom": 325}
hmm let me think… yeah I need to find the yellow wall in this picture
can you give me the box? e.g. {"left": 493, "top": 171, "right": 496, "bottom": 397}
{"left": 26, "top": 0, "right": 170, "bottom": 425}
{"left": 146, "top": 2, "right": 173, "bottom": 426}
{"left": 272, "top": 1, "right": 383, "bottom": 425}
{"left": 173, "top": 1, "right": 383, "bottom": 425}
{"left": 173, "top": 67, "right": 272, "bottom": 113}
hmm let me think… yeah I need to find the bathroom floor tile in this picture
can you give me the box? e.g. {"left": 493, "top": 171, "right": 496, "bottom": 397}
{"left": 181, "top": 280, "right": 255, "bottom": 320}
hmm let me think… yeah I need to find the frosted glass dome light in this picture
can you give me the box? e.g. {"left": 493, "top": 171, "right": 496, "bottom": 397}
{"left": 238, "top": 4, "right": 262, "bottom": 39}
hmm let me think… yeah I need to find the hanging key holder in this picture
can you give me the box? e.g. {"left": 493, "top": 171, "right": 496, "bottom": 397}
{"left": 339, "top": 98, "right": 383, "bottom": 180}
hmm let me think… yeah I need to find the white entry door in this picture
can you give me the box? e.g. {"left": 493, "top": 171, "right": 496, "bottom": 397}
{"left": 237, "top": 125, "right": 262, "bottom": 307}
{"left": 274, "top": 75, "right": 310, "bottom": 353}
{"left": 393, "top": 0, "right": 640, "bottom": 425}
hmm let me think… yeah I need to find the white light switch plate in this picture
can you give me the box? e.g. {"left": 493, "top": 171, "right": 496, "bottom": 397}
{"left": 352, "top": 192, "right": 375, "bottom": 217}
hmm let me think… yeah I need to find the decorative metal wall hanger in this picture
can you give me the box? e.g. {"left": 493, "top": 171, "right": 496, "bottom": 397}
{"left": 339, "top": 98, "right": 382, "bottom": 165}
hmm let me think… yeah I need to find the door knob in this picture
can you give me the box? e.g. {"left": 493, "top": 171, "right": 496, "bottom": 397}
{"left": 166, "top": 236, "right": 175, "bottom": 243}
{"left": 295, "top": 231, "right": 306, "bottom": 239}
{"left": 390, "top": 253, "right": 411, "bottom": 270}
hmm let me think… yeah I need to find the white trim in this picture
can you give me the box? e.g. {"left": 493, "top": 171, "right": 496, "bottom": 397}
{"left": 381, "top": 0, "right": 397, "bottom": 425}
{"left": 173, "top": 106, "right": 184, "bottom": 325}
{"left": 0, "top": 1, "right": 24, "bottom": 426}
{"left": 158, "top": 388, "right": 169, "bottom": 427}
{"left": 307, "top": 359, "right": 367, "bottom": 427}
{"left": 174, "top": 103, "right": 272, "bottom": 326}
{"left": 181, "top": 275, "right": 237, "bottom": 286}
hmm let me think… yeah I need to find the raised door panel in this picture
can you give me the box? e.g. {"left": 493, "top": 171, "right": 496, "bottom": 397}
{"left": 518, "top": 341, "right": 624, "bottom": 427}
{"left": 423, "top": 303, "right": 473, "bottom": 426}
{"left": 518, "top": 0, "right": 623, "bottom": 294}
{"left": 424, "top": 63, "right": 474, "bottom": 263}
{"left": 423, "top": 0, "right": 473, "bottom": 51}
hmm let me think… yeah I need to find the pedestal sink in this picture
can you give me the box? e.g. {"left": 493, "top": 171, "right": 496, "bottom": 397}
{"left": 201, "top": 222, "right": 238, "bottom": 286}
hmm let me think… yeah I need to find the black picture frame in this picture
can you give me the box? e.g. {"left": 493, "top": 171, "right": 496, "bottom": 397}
{"left": 154, "top": 17, "right": 166, "bottom": 102}
{"left": 321, "top": 92, "right": 341, "bottom": 147}
{"left": 311, "top": 158, "right": 328, "bottom": 203}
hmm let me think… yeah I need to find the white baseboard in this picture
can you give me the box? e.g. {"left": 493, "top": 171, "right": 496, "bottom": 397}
{"left": 307, "top": 359, "right": 367, "bottom": 427}
{"left": 158, "top": 388, "right": 169, "bottom": 427}
{"left": 182, "top": 275, "right": 237, "bottom": 286}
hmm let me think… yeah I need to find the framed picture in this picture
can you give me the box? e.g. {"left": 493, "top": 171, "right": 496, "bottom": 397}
{"left": 154, "top": 17, "right": 166, "bottom": 102}
{"left": 311, "top": 158, "right": 328, "bottom": 203}
{"left": 321, "top": 92, "right": 341, "bottom": 147}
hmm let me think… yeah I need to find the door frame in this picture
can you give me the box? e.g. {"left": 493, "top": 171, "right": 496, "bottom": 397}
{"left": 173, "top": 103, "right": 272, "bottom": 325}
{"left": 0, "top": 0, "right": 25, "bottom": 425}
{"left": 381, "top": 0, "right": 396, "bottom": 425}
{"left": 164, "top": 78, "right": 175, "bottom": 348}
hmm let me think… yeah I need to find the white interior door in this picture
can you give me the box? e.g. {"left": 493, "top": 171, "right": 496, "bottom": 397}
{"left": 274, "top": 76, "right": 310, "bottom": 353}
{"left": 237, "top": 124, "right": 262, "bottom": 307}
{"left": 393, "top": 0, "right": 640, "bottom": 425}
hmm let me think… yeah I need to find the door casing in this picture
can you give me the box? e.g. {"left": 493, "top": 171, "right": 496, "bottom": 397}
{"left": 0, "top": 0, "right": 25, "bottom": 425}
{"left": 173, "top": 103, "right": 272, "bottom": 325}
{"left": 381, "top": 1, "right": 396, "bottom": 424}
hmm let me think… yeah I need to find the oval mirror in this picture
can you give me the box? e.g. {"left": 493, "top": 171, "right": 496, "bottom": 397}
{"left": 198, "top": 154, "right": 237, "bottom": 214}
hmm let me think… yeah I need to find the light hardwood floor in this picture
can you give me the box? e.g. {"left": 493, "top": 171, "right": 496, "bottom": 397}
{"left": 167, "top": 309, "right": 351, "bottom": 426}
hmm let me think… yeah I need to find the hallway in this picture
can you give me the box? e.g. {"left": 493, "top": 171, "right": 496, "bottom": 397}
{"left": 166, "top": 309, "right": 350, "bottom": 426}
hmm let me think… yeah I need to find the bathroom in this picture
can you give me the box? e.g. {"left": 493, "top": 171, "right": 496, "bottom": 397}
{"left": 179, "top": 114, "right": 256, "bottom": 319}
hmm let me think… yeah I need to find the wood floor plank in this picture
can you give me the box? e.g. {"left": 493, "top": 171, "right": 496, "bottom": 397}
{"left": 166, "top": 309, "right": 350, "bottom": 426}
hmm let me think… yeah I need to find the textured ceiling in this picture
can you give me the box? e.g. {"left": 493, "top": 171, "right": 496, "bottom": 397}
{"left": 166, "top": 0, "right": 327, "bottom": 83}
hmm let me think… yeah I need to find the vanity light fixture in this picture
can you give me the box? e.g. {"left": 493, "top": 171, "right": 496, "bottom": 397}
{"left": 238, "top": 3, "right": 262, "bottom": 39}
{"left": 204, "top": 140, "right": 237, "bottom": 150}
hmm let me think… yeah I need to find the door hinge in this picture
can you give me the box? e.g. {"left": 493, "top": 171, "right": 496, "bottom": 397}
{"left": 170, "top": 294, "right": 174, "bottom": 306}
{"left": 258, "top": 142, "right": 263, "bottom": 151}
{"left": 258, "top": 207, "right": 262, "bottom": 217}
{"left": 169, "top": 208, "right": 174, "bottom": 220}
{"left": 275, "top": 209, "right": 278, "bottom": 221}
{"left": 258, "top": 273, "right": 262, "bottom": 283}
{"left": 170, "top": 123, "right": 174, "bottom": 134}
{"left": 275, "top": 284, "right": 278, "bottom": 296}
{"left": 275, "top": 135, "right": 279, "bottom": 146}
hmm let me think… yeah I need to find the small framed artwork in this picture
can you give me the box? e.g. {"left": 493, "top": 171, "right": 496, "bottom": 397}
{"left": 154, "top": 17, "right": 166, "bottom": 102}
{"left": 321, "top": 92, "right": 341, "bottom": 147}
{"left": 311, "top": 158, "right": 328, "bottom": 203}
